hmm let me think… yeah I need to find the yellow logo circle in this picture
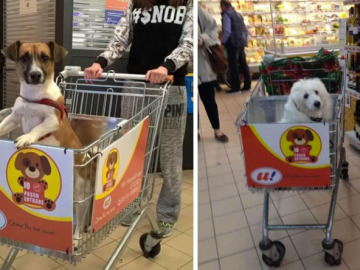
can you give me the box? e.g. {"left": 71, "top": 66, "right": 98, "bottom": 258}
{"left": 102, "top": 149, "right": 120, "bottom": 193}
{"left": 6, "top": 148, "right": 62, "bottom": 211}
{"left": 280, "top": 126, "right": 322, "bottom": 164}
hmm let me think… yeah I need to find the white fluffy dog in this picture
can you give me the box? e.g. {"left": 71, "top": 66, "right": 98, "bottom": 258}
{"left": 280, "top": 78, "right": 333, "bottom": 123}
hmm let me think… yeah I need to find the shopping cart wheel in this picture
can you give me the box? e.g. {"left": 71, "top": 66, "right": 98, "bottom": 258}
{"left": 139, "top": 233, "right": 161, "bottom": 258}
{"left": 323, "top": 239, "right": 343, "bottom": 266}
{"left": 340, "top": 161, "right": 349, "bottom": 181}
{"left": 260, "top": 240, "right": 286, "bottom": 267}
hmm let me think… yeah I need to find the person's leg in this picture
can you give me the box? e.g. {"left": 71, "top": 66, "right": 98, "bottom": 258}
{"left": 225, "top": 47, "right": 241, "bottom": 92}
{"left": 157, "top": 85, "right": 187, "bottom": 235}
{"left": 199, "top": 81, "right": 229, "bottom": 142}
{"left": 238, "top": 47, "right": 251, "bottom": 89}
{"left": 199, "top": 81, "right": 220, "bottom": 130}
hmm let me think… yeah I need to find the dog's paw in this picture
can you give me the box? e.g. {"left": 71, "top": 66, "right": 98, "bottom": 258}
{"left": 44, "top": 199, "right": 56, "bottom": 211}
{"left": 18, "top": 176, "right": 26, "bottom": 186}
{"left": 39, "top": 180, "right": 48, "bottom": 190}
{"left": 12, "top": 193, "right": 23, "bottom": 204}
{"left": 15, "top": 134, "right": 36, "bottom": 148}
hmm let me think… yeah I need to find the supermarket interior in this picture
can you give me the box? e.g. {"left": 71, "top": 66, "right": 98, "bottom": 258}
{"left": 199, "top": 0, "right": 360, "bottom": 269}
{"left": 0, "top": 0, "right": 193, "bottom": 270}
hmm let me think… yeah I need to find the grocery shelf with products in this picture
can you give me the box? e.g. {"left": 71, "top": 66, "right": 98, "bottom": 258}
{"left": 199, "top": 0, "right": 348, "bottom": 68}
{"left": 344, "top": 1, "right": 360, "bottom": 150}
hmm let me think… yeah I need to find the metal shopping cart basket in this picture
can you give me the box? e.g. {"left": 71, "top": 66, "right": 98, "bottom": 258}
{"left": 235, "top": 56, "right": 349, "bottom": 267}
{"left": 0, "top": 67, "right": 170, "bottom": 270}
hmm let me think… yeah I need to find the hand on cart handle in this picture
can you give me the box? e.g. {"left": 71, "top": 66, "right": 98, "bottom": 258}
{"left": 84, "top": 63, "right": 103, "bottom": 83}
{"left": 145, "top": 66, "right": 174, "bottom": 85}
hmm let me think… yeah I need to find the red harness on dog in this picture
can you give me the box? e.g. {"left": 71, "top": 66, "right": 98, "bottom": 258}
{"left": 20, "top": 96, "right": 67, "bottom": 141}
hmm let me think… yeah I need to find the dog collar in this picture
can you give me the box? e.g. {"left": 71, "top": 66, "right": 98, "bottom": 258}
{"left": 293, "top": 100, "right": 323, "bottom": 123}
{"left": 310, "top": 117, "right": 323, "bottom": 122}
{"left": 20, "top": 96, "right": 67, "bottom": 119}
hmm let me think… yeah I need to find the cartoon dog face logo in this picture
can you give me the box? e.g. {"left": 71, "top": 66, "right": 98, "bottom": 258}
{"left": 103, "top": 150, "right": 119, "bottom": 193}
{"left": 12, "top": 152, "right": 56, "bottom": 211}
{"left": 285, "top": 128, "right": 318, "bottom": 163}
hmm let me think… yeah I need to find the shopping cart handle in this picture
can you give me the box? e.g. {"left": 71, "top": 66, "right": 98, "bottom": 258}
{"left": 61, "top": 66, "right": 174, "bottom": 84}
{"left": 167, "top": 75, "right": 174, "bottom": 84}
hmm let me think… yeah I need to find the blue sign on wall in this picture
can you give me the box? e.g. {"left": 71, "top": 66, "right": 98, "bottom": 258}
{"left": 105, "top": 10, "right": 124, "bottom": 25}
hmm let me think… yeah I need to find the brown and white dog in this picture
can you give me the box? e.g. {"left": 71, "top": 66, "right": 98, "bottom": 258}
{"left": 1, "top": 41, "right": 93, "bottom": 249}
{"left": 0, "top": 41, "right": 82, "bottom": 149}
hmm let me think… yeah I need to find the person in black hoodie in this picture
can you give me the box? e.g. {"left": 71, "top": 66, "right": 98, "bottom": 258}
{"left": 84, "top": 0, "right": 193, "bottom": 238}
{"left": 220, "top": 0, "right": 251, "bottom": 94}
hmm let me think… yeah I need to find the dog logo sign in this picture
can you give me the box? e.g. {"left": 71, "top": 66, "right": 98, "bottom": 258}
{"left": 280, "top": 126, "right": 322, "bottom": 164}
{"left": 102, "top": 149, "right": 120, "bottom": 193}
{"left": 6, "top": 149, "right": 62, "bottom": 211}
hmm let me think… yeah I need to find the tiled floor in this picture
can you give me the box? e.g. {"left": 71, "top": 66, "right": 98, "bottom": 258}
{"left": 0, "top": 170, "right": 193, "bottom": 270}
{"left": 198, "top": 83, "right": 360, "bottom": 270}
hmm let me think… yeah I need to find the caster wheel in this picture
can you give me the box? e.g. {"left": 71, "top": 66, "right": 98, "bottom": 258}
{"left": 261, "top": 241, "right": 286, "bottom": 267}
{"left": 341, "top": 161, "right": 349, "bottom": 181}
{"left": 324, "top": 239, "right": 343, "bottom": 266}
{"left": 139, "top": 233, "right": 161, "bottom": 258}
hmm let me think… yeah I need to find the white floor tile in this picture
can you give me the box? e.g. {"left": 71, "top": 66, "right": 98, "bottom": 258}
{"left": 291, "top": 230, "right": 325, "bottom": 259}
{"left": 211, "top": 196, "right": 243, "bottom": 218}
{"left": 273, "top": 195, "right": 308, "bottom": 217}
{"left": 216, "top": 227, "right": 254, "bottom": 258}
{"left": 213, "top": 210, "right": 248, "bottom": 236}
{"left": 342, "top": 238, "right": 360, "bottom": 269}
{"left": 219, "top": 248, "right": 262, "bottom": 270}
{"left": 198, "top": 238, "right": 219, "bottom": 264}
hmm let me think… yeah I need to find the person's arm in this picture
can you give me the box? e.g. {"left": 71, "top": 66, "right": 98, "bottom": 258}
{"left": 221, "top": 13, "right": 231, "bottom": 45}
{"left": 146, "top": 1, "right": 193, "bottom": 84}
{"left": 199, "top": 7, "right": 218, "bottom": 48}
{"left": 94, "top": 0, "right": 134, "bottom": 69}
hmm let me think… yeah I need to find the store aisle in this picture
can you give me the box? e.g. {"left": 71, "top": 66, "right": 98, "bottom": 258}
{"left": 198, "top": 84, "right": 360, "bottom": 270}
{"left": 0, "top": 171, "right": 193, "bottom": 270}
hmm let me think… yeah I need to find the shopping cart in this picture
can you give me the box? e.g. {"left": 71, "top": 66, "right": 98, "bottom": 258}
{"left": 236, "top": 57, "right": 348, "bottom": 267}
{"left": 0, "top": 67, "right": 170, "bottom": 270}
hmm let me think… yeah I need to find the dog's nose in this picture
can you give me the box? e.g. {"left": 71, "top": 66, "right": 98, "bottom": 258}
{"left": 29, "top": 166, "right": 36, "bottom": 172}
{"left": 30, "top": 71, "right": 41, "bottom": 82}
{"left": 314, "top": 101, "right": 321, "bottom": 108}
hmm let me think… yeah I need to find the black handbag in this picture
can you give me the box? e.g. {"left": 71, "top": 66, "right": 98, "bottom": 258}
{"left": 199, "top": 19, "right": 228, "bottom": 75}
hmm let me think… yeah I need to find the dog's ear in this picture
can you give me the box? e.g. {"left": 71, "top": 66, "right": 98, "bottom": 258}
{"left": 286, "top": 130, "right": 294, "bottom": 141}
{"left": 2, "top": 41, "right": 22, "bottom": 61}
{"left": 15, "top": 152, "right": 25, "bottom": 170}
{"left": 305, "top": 130, "right": 314, "bottom": 141}
{"left": 40, "top": 155, "right": 52, "bottom": 175}
{"left": 112, "top": 152, "right": 118, "bottom": 163}
{"left": 47, "top": 41, "right": 68, "bottom": 62}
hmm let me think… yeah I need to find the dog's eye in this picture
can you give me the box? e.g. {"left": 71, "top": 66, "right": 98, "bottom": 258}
{"left": 304, "top": 94, "right": 309, "bottom": 99}
{"left": 315, "top": 90, "right": 319, "bottom": 95}
{"left": 35, "top": 163, "right": 39, "bottom": 167}
{"left": 20, "top": 55, "right": 28, "bottom": 63}
{"left": 41, "top": 55, "right": 50, "bottom": 62}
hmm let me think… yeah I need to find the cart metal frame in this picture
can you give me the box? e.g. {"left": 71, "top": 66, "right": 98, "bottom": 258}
{"left": 236, "top": 59, "right": 348, "bottom": 267}
{"left": 0, "top": 68, "right": 170, "bottom": 270}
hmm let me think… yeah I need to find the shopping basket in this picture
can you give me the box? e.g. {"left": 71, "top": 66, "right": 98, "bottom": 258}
{"left": 0, "top": 67, "right": 170, "bottom": 270}
{"left": 236, "top": 57, "right": 348, "bottom": 267}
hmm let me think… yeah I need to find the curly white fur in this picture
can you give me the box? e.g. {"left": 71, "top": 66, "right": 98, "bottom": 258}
{"left": 280, "top": 78, "right": 333, "bottom": 123}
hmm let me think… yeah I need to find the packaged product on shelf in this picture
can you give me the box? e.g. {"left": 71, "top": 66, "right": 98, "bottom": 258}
{"left": 259, "top": 48, "right": 341, "bottom": 95}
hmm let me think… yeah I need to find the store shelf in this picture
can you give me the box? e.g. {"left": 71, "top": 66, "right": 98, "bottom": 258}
{"left": 346, "top": 87, "right": 360, "bottom": 100}
{"left": 200, "top": 0, "right": 344, "bottom": 67}
{"left": 345, "top": 45, "right": 360, "bottom": 52}
{"left": 345, "top": 131, "right": 360, "bottom": 150}
{"left": 344, "top": 0, "right": 360, "bottom": 5}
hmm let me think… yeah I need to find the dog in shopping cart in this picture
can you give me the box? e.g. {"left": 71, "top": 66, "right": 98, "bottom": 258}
{"left": 280, "top": 78, "right": 333, "bottom": 123}
{"left": 0, "top": 41, "right": 94, "bottom": 248}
